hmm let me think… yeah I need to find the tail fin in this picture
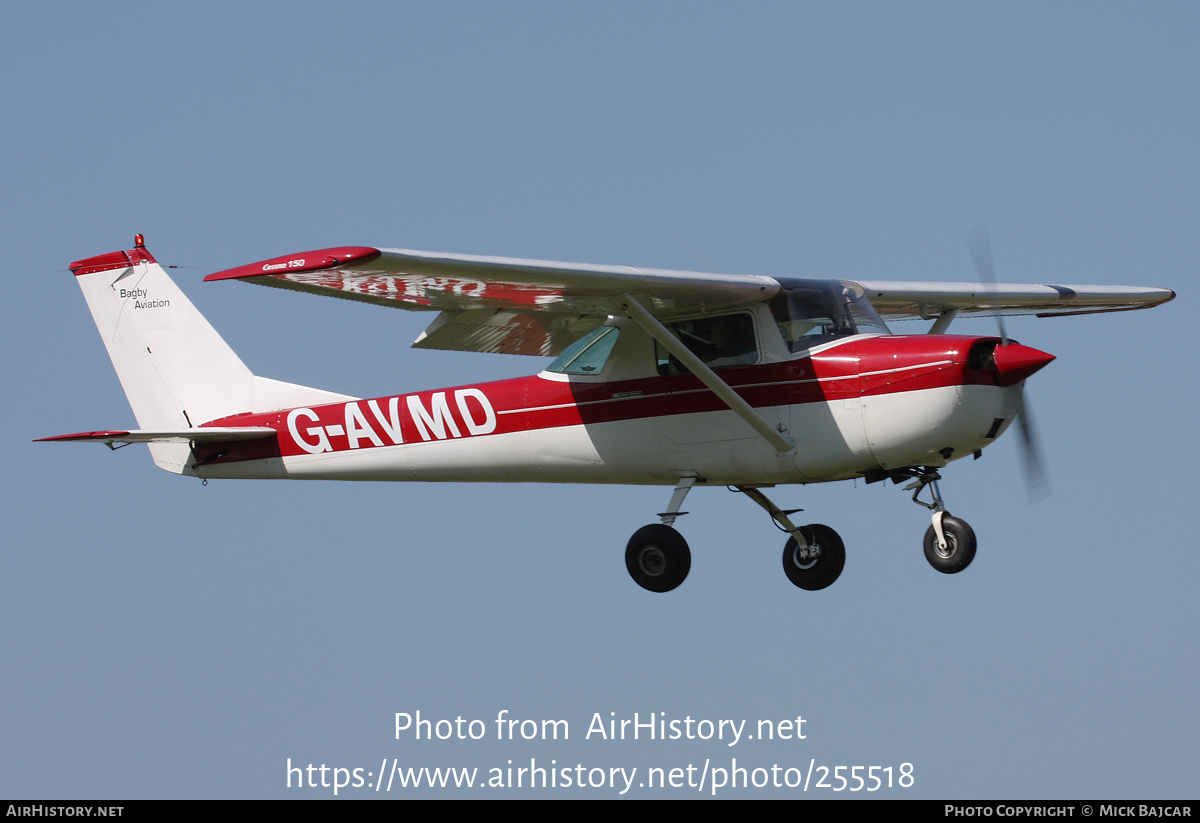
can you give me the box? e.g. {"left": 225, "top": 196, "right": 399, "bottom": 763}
{"left": 70, "top": 236, "right": 352, "bottom": 473}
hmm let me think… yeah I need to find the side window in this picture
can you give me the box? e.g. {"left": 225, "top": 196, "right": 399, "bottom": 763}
{"left": 546, "top": 326, "right": 620, "bottom": 375}
{"left": 655, "top": 313, "right": 758, "bottom": 376}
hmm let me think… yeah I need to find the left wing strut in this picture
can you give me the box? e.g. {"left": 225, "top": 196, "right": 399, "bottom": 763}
{"left": 617, "top": 294, "right": 795, "bottom": 454}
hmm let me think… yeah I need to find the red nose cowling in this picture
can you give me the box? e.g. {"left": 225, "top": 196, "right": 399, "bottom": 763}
{"left": 991, "top": 343, "right": 1056, "bottom": 386}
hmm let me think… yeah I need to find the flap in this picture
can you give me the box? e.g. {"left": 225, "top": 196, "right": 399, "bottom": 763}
{"left": 412, "top": 309, "right": 606, "bottom": 357}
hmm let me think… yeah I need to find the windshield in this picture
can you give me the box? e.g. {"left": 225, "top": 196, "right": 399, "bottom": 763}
{"left": 769, "top": 278, "right": 890, "bottom": 352}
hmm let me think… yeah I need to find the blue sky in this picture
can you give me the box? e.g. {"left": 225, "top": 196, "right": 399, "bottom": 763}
{"left": 2, "top": 2, "right": 1196, "bottom": 798}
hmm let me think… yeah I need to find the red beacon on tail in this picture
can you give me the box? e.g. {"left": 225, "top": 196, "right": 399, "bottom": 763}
{"left": 42, "top": 233, "right": 1172, "bottom": 593}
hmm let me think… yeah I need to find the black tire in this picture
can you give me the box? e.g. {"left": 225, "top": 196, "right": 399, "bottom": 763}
{"left": 625, "top": 525, "right": 691, "bottom": 592}
{"left": 782, "top": 524, "right": 845, "bottom": 591}
{"left": 923, "top": 515, "right": 977, "bottom": 574}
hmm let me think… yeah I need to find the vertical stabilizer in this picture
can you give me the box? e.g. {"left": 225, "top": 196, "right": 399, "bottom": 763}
{"left": 69, "top": 237, "right": 351, "bottom": 473}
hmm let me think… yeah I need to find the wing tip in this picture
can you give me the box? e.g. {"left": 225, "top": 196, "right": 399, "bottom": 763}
{"left": 205, "top": 247, "right": 381, "bottom": 282}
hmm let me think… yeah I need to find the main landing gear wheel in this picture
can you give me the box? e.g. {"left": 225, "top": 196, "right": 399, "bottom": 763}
{"left": 626, "top": 524, "right": 691, "bottom": 593}
{"left": 782, "top": 524, "right": 845, "bottom": 591}
{"left": 923, "top": 515, "right": 977, "bottom": 574}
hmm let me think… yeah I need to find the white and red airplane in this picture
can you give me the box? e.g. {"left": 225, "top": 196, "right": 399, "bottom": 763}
{"left": 42, "top": 235, "right": 1174, "bottom": 592}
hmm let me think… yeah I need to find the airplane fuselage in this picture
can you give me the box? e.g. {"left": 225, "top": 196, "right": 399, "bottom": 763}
{"left": 194, "top": 333, "right": 1018, "bottom": 487}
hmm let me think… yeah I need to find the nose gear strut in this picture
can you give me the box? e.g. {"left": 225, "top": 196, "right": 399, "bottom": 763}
{"left": 903, "top": 469, "right": 977, "bottom": 574}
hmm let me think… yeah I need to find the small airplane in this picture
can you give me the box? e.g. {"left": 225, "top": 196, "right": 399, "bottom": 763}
{"left": 42, "top": 234, "right": 1174, "bottom": 592}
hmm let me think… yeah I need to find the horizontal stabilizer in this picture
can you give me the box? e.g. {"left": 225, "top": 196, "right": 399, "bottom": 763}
{"left": 37, "top": 427, "right": 276, "bottom": 445}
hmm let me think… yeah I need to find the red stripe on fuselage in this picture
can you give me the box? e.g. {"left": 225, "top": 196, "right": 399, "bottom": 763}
{"left": 202, "top": 335, "right": 1001, "bottom": 461}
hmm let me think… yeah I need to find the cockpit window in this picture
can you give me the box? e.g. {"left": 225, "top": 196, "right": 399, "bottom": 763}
{"left": 769, "top": 279, "right": 890, "bottom": 352}
{"left": 655, "top": 313, "right": 758, "bottom": 376}
{"left": 546, "top": 326, "right": 620, "bottom": 375}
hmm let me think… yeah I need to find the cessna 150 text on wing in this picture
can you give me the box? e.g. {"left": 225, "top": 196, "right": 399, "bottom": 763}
{"left": 43, "top": 235, "right": 1174, "bottom": 592}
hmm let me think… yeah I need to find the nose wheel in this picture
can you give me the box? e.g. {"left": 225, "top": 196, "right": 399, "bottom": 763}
{"left": 923, "top": 515, "right": 976, "bottom": 573}
{"left": 905, "top": 469, "right": 978, "bottom": 574}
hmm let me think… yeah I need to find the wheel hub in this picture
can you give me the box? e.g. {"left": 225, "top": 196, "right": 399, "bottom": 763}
{"left": 933, "top": 535, "right": 956, "bottom": 559}
{"left": 792, "top": 540, "right": 821, "bottom": 569}
{"left": 638, "top": 546, "right": 666, "bottom": 577}
{"left": 626, "top": 524, "right": 691, "bottom": 592}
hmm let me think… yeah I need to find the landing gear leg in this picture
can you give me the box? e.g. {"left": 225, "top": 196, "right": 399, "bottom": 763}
{"left": 905, "top": 471, "right": 977, "bottom": 574}
{"left": 658, "top": 475, "right": 697, "bottom": 527}
{"left": 735, "top": 486, "right": 846, "bottom": 590}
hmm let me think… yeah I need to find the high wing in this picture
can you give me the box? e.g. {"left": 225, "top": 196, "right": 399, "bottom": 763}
{"left": 206, "top": 246, "right": 1175, "bottom": 354}
{"left": 854, "top": 280, "right": 1175, "bottom": 321}
{"left": 206, "top": 247, "right": 779, "bottom": 356}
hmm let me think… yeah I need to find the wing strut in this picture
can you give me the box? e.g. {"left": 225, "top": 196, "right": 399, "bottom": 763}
{"left": 927, "top": 308, "right": 959, "bottom": 334}
{"left": 616, "top": 294, "right": 795, "bottom": 454}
